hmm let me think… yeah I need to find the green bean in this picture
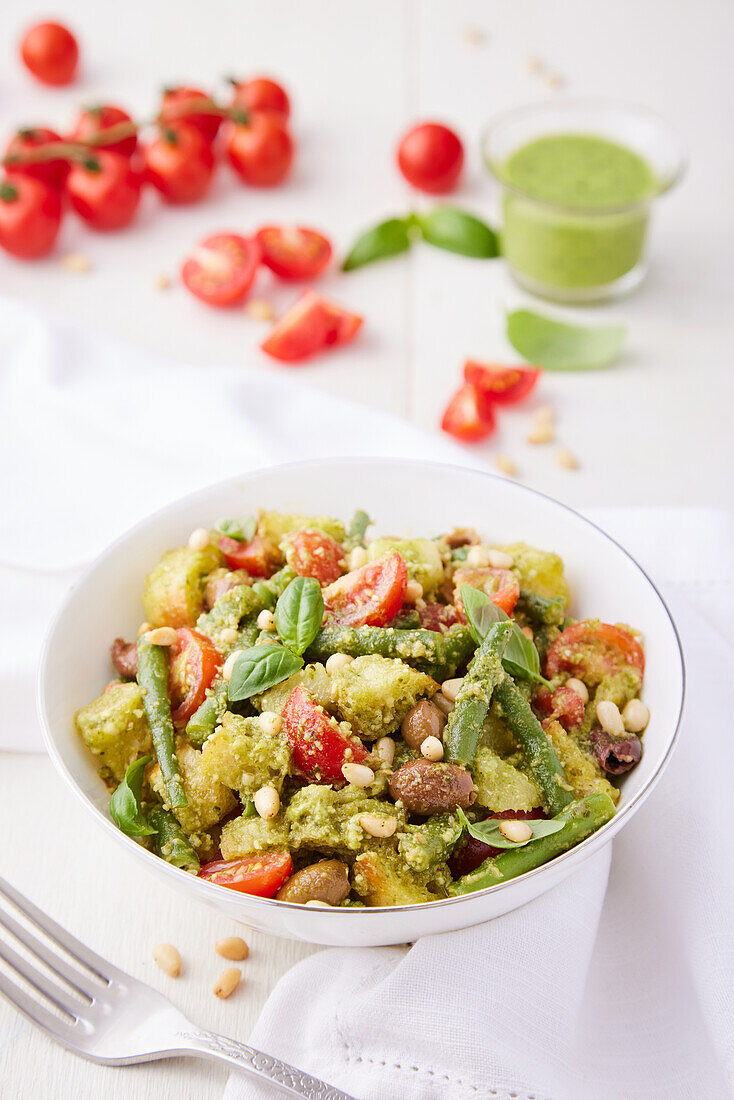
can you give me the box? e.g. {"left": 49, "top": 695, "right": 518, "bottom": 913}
{"left": 306, "top": 623, "right": 475, "bottom": 680}
{"left": 444, "top": 622, "right": 512, "bottom": 767}
{"left": 388, "top": 609, "right": 421, "bottom": 630}
{"left": 494, "top": 678, "right": 573, "bottom": 816}
{"left": 148, "top": 805, "right": 200, "bottom": 873}
{"left": 136, "top": 638, "right": 187, "bottom": 808}
{"left": 346, "top": 509, "right": 372, "bottom": 548}
{"left": 516, "top": 589, "right": 566, "bottom": 627}
{"left": 186, "top": 678, "right": 227, "bottom": 748}
{"left": 450, "top": 792, "right": 615, "bottom": 894}
{"left": 196, "top": 566, "right": 296, "bottom": 645}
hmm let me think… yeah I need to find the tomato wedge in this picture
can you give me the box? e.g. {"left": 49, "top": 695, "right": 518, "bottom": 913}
{"left": 441, "top": 382, "right": 496, "bottom": 443}
{"left": 453, "top": 567, "right": 520, "bottom": 618}
{"left": 282, "top": 685, "right": 368, "bottom": 782}
{"left": 286, "top": 528, "right": 345, "bottom": 585}
{"left": 218, "top": 534, "right": 280, "bottom": 577}
{"left": 322, "top": 298, "right": 363, "bottom": 346}
{"left": 323, "top": 549, "right": 407, "bottom": 628}
{"left": 418, "top": 601, "right": 460, "bottom": 632}
{"left": 463, "top": 361, "right": 540, "bottom": 406}
{"left": 261, "top": 291, "right": 362, "bottom": 362}
{"left": 199, "top": 852, "right": 293, "bottom": 896}
{"left": 533, "top": 684, "right": 585, "bottom": 730}
{"left": 168, "top": 627, "right": 223, "bottom": 729}
{"left": 546, "top": 620, "right": 645, "bottom": 685}
{"left": 256, "top": 226, "right": 332, "bottom": 280}
{"left": 181, "top": 234, "right": 261, "bottom": 308}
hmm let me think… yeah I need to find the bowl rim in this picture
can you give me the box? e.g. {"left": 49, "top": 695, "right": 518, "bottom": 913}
{"left": 37, "top": 456, "right": 686, "bottom": 917}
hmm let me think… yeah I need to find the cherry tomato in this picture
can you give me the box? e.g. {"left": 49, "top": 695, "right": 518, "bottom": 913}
{"left": 144, "top": 124, "right": 215, "bottom": 204}
{"left": 286, "top": 529, "right": 345, "bottom": 585}
{"left": 199, "top": 852, "right": 293, "bottom": 896}
{"left": 323, "top": 550, "right": 408, "bottom": 628}
{"left": 69, "top": 105, "right": 137, "bottom": 158}
{"left": 321, "top": 298, "right": 363, "bottom": 346}
{"left": 453, "top": 567, "right": 520, "bottom": 618}
{"left": 282, "top": 686, "right": 368, "bottom": 782}
{"left": 463, "top": 361, "right": 541, "bottom": 407}
{"left": 255, "top": 226, "right": 331, "bottom": 281}
{"left": 441, "top": 382, "right": 496, "bottom": 443}
{"left": 66, "top": 151, "right": 141, "bottom": 231}
{"left": 417, "top": 601, "right": 460, "bottom": 633}
{"left": 230, "top": 76, "right": 291, "bottom": 121}
{"left": 5, "top": 128, "right": 68, "bottom": 190}
{"left": 261, "top": 291, "right": 332, "bottom": 362}
{"left": 159, "top": 87, "right": 220, "bottom": 144}
{"left": 218, "top": 534, "right": 280, "bottom": 577}
{"left": 0, "top": 176, "right": 61, "bottom": 259}
{"left": 546, "top": 621, "right": 645, "bottom": 686}
{"left": 533, "top": 684, "right": 585, "bottom": 731}
{"left": 181, "top": 233, "right": 261, "bottom": 308}
{"left": 20, "top": 22, "right": 78, "bottom": 86}
{"left": 168, "top": 627, "right": 223, "bottom": 730}
{"left": 226, "top": 114, "right": 294, "bottom": 187}
{"left": 397, "top": 122, "right": 464, "bottom": 194}
{"left": 448, "top": 810, "right": 548, "bottom": 877}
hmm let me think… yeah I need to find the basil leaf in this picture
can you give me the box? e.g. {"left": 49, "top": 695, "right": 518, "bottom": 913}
{"left": 214, "top": 516, "right": 256, "bottom": 542}
{"left": 342, "top": 217, "right": 414, "bottom": 271}
{"left": 109, "top": 756, "right": 157, "bottom": 837}
{"left": 461, "top": 583, "right": 506, "bottom": 645}
{"left": 460, "top": 584, "right": 551, "bottom": 687}
{"left": 418, "top": 207, "right": 499, "bottom": 258}
{"left": 227, "top": 643, "right": 303, "bottom": 701}
{"left": 457, "top": 807, "right": 567, "bottom": 849}
{"left": 507, "top": 309, "right": 626, "bottom": 371}
{"left": 274, "top": 576, "right": 325, "bottom": 656}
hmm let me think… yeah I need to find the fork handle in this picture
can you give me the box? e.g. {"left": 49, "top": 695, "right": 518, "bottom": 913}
{"left": 177, "top": 1027, "right": 356, "bottom": 1099}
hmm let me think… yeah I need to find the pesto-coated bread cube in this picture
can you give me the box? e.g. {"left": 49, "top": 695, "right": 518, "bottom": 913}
{"left": 148, "top": 740, "right": 237, "bottom": 835}
{"left": 351, "top": 849, "right": 444, "bottom": 906}
{"left": 220, "top": 812, "right": 291, "bottom": 859}
{"left": 545, "top": 721, "right": 619, "bottom": 804}
{"left": 472, "top": 747, "right": 542, "bottom": 812}
{"left": 257, "top": 511, "right": 346, "bottom": 545}
{"left": 496, "top": 542, "right": 570, "bottom": 606}
{"left": 254, "top": 663, "right": 333, "bottom": 716}
{"left": 75, "top": 682, "right": 152, "bottom": 783}
{"left": 330, "top": 654, "right": 437, "bottom": 740}
{"left": 142, "top": 543, "right": 223, "bottom": 628}
{"left": 199, "top": 712, "right": 291, "bottom": 796}
{"left": 367, "top": 537, "right": 444, "bottom": 596}
{"left": 285, "top": 784, "right": 405, "bottom": 855}
{"left": 397, "top": 813, "right": 463, "bottom": 874}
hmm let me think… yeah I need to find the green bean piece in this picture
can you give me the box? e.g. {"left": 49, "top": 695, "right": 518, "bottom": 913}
{"left": 306, "top": 623, "right": 475, "bottom": 680}
{"left": 444, "top": 621, "right": 512, "bottom": 767}
{"left": 388, "top": 609, "right": 421, "bottom": 630}
{"left": 196, "top": 567, "right": 296, "bottom": 646}
{"left": 186, "top": 678, "right": 227, "bottom": 748}
{"left": 148, "top": 805, "right": 200, "bottom": 873}
{"left": 450, "top": 793, "right": 615, "bottom": 895}
{"left": 346, "top": 509, "right": 372, "bottom": 548}
{"left": 251, "top": 581, "right": 276, "bottom": 609}
{"left": 516, "top": 589, "right": 566, "bottom": 627}
{"left": 494, "top": 678, "right": 573, "bottom": 816}
{"left": 264, "top": 565, "right": 298, "bottom": 597}
{"left": 136, "top": 638, "right": 187, "bottom": 809}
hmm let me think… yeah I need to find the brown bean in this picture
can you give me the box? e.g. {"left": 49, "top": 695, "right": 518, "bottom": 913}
{"left": 275, "top": 860, "right": 350, "bottom": 905}
{"left": 204, "top": 569, "right": 252, "bottom": 610}
{"left": 445, "top": 527, "right": 480, "bottom": 549}
{"left": 589, "top": 729, "right": 642, "bottom": 775}
{"left": 389, "top": 759, "right": 475, "bottom": 815}
{"left": 110, "top": 638, "right": 137, "bottom": 679}
{"left": 401, "top": 700, "right": 446, "bottom": 750}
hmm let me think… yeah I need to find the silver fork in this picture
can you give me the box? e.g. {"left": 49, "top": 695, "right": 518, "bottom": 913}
{"left": 0, "top": 875, "right": 354, "bottom": 1099}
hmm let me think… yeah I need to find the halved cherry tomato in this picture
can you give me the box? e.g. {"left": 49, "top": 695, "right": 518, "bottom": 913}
{"left": 441, "top": 382, "right": 496, "bottom": 443}
{"left": 323, "top": 550, "right": 407, "bottom": 628}
{"left": 286, "top": 529, "right": 345, "bottom": 585}
{"left": 144, "top": 123, "right": 215, "bottom": 204}
{"left": 255, "top": 226, "right": 332, "bottom": 280}
{"left": 5, "top": 128, "right": 68, "bottom": 190}
{"left": 69, "top": 105, "right": 137, "bottom": 158}
{"left": 230, "top": 76, "right": 291, "bottom": 121}
{"left": 218, "top": 534, "right": 280, "bottom": 577}
{"left": 159, "top": 86, "right": 220, "bottom": 144}
{"left": 448, "top": 809, "right": 548, "bottom": 877}
{"left": 261, "top": 291, "right": 331, "bottom": 362}
{"left": 20, "top": 22, "right": 78, "bottom": 86}
{"left": 199, "top": 852, "right": 293, "bottom": 896}
{"left": 546, "top": 620, "right": 645, "bottom": 686}
{"left": 417, "top": 601, "right": 460, "bottom": 633}
{"left": 397, "top": 122, "right": 464, "bottom": 194}
{"left": 533, "top": 684, "right": 585, "bottom": 730}
{"left": 66, "top": 151, "right": 141, "bottom": 231}
{"left": 453, "top": 567, "right": 520, "bottom": 618}
{"left": 282, "top": 685, "right": 368, "bottom": 782}
{"left": 181, "top": 233, "right": 261, "bottom": 308}
{"left": 226, "top": 114, "right": 294, "bottom": 187}
{"left": 0, "top": 177, "right": 61, "bottom": 259}
{"left": 463, "top": 361, "right": 541, "bottom": 407}
{"left": 322, "top": 298, "right": 363, "bottom": 346}
{"left": 168, "top": 627, "right": 223, "bottom": 730}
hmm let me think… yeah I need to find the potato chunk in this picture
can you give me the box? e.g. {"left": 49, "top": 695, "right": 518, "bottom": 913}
{"left": 497, "top": 541, "right": 570, "bottom": 606}
{"left": 351, "top": 849, "right": 442, "bottom": 907}
{"left": 199, "top": 712, "right": 291, "bottom": 796}
{"left": 142, "top": 544, "right": 222, "bottom": 627}
{"left": 220, "top": 813, "right": 291, "bottom": 860}
{"left": 148, "top": 740, "right": 237, "bottom": 835}
{"left": 472, "top": 747, "right": 542, "bottom": 812}
{"left": 330, "top": 655, "right": 437, "bottom": 741}
{"left": 367, "top": 537, "right": 444, "bottom": 596}
{"left": 75, "top": 682, "right": 152, "bottom": 783}
{"left": 254, "top": 663, "right": 333, "bottom": 716}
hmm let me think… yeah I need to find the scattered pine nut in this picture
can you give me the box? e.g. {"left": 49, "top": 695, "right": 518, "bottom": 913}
{"left": 596, "top": 699, "right": 625, "bottom": 737}
{"left": 60, "top": 252, "right": 91, "bottom": 273}
{"left": 188, "top": 527, "right": 211, "bottom": 551}
{"left": 498, "top": 820, "right": 533, "bottom": 843}
{"left": 155, "top": 273, "right": 172, "bottom": 290}
{"left": 533, "top": 405, "right": 555, "bottom": 425}
{"left": 137, "top": 621, "right": 153, "bottom": 637}
{"left": 325, "top": 652, "right": 354, "bottom": 674}
{"left": 253, "top": 785, "right": 280, "bottom": 820}
{"left": 375, "top": 736, "right": 395, "bottom": 768}
{"left": 566, "top": 677, "right": 589, "bottom": 705}
{"left": 547, "top": 72, "right": 566, "bottom": 89}
{"left": 305, "top": 900, "right": 332, "bottom": 908}
{"left": 466, "top": 545, "right": 490, "bottom": 568}
{"left": 216, "top": 936, "right": 249, "bottom": 961}
{"left": 256, "top": 609, "right": 276, "bottom": 632}
{"left": 341, "top": 762, "right": 375, "bottom": 787}
{"left": 222, "top": 650, "right": 242, "bottom": 681}
{"left": 526, "top": 54, "right": 544, "bottom": 73}
{"left": 153, "top": 943, "right": 181, "bottom": 978}
{"left": 213, "top": 967, "right": 242, "bottom": 999}
{"left": 494, "top": 454, "right": 517, "bottom": 477}
{"left": 433, "top": 692, "right": 454, "bottom": 716}
{"left": 220, "top": 627, "right": 239, "bottom": 645}
{"left": 462, "top": 26, "right": 487, "bottom": 45}
{"left": 421, "top": 735, "right": 444, "bottom": 762}
{"left": 358, "top": 813, "right": 398, "bottom": 838}
{"left": 622, "top": 699, "right": 649, "bottom": 733}
{"left": 349, "top": 547, "right": 368, "bottom": 570}
{"left": 440, "top": 678, "right": 463, "bottom": 704}
{"left": 258, "top": 710, "right": 283, "bottom": 736}
{"left": 556, "top": 447, "right": 579, "bottom": 470}
{"left": 487, "top": 549, "right": 514, "bottom": 569}
{"left": 145, "top": 627, "right": 178, "bottom": 646}
{"left": 246, "top": 298, "right": 275, "bottom": 321}
{"left": 527, "top": 424, "right": 555, "bottom": 445}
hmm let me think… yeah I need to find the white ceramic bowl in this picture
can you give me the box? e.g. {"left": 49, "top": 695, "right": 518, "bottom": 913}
{"left": 38, "top": 459, "right": 684, "bottom": 947}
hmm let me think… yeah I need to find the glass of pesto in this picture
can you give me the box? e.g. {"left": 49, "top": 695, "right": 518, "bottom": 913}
{"left": 483, "top": 101, "right": 685, "bottom": 303}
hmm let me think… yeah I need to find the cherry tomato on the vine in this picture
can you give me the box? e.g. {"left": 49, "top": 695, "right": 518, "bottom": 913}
{"left": 5, "top": 128, "right": 69, "bottom": 191}
{"left": 397, "top": 121, "right": 464, "bottom": 194}
{"left": 20, "top": 22, "right": 78, "bottom": 86}
{"left": 230, "top": 76, "right": 291, "bottom": 121}
{"left": 255, "top": 226, "right": 332, "bottom": 281}
{"left": 66, "top": 151, "right": 141, "bottom": 231}
{"left": 181, "top": 233, "right": 261, "bottom": 307}
{"left": 70, "top": 105, "right": 137, "bottom": 158}
{"left": 159, "top": 86, "right": 221, "bottom": 144}
{"left": 226, "top": 114, "right": 294, "bottom": 187}
{"left": 0, "top": 177, "right": 62, "bottom": 259}
{"left": 144, "top": 123, "right": 215, "bottom": 204}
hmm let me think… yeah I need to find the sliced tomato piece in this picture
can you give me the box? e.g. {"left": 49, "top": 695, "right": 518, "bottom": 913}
{"left": 181, "top": 233, "right": 261, "bottom": 308}
{"left": 441, "top": 382, "right": 496, "bottom": 443}
{"left": 418, "top": 601, "right": 460, "bottom": 632}
{"left": 286, "top": 528, "right": 344, "bottom": 585}
{"left": 463, "top": 361, "right": 541, "bottom": 406}
{"left": 261, "top": 291, "right": 332, "bottom": 362}
{"left": 255, "top": 226, "right": 332, "bottom": 280}
{"left": 546, "top": 620, "right": 645, "bottom": 686}
{"left": 321, "top": 298, "right": 362, "bottom": 346}
{"left": 168, "top": 627, "right": 223, "bottom": 730}
{"left": 199, "top": 852, "right": 293, "bottom": 896}
{"left": 218, "top": 534, "right": 280, "bottom": 577}
{"left": 453, "top": 566, "right": 520, "bottom": 618}
{"left": 282, "top": 685, "right": 368, "bottom": 782}
{"left": 532, "top": 683, "right": 585, "bottom": 730}
{"left": 448, "top": 809, "right": 548, "bottom": 877}
{"left": 323, "top": 549, "right": 408, "bottom": 628}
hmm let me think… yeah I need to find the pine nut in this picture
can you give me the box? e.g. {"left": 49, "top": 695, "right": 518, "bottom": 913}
{"left": 153, "top": 943, "right": 181, "bottom": 977}
{"left": 256, "top": 609, "right": 276, "bottom": 632}
{"left": 349, "top": 547, "right": 368, "bottom": 570}
{"left": 245, "top": 298, "right": 275, "bottom": 321}
{"left": 526, "top": 54, "right": 543, "bottom": 72}
{"left": 188, "top": 527, "right": 211, "bottom": 551}
{"left": 596, "top": 699, "right": 625, "bottom": 737}
{"left": 342, "top": 762, "right": 375, "bottom": 787}
{"left": 420, "top": 735, "right": 444, "bottom": 762}
{"left": 375, "top": 736, "right": 395, "bottom": 767}
{"left": 547, "top": 72, "right": 565, "bottom": 89}
{"left": 358, "top": 813, "right": 398, "bottom": 838}
{"left": 556, "top": 447, "right": 579, "bottom": 470}
{"left": 222, "top": 651, "right": 242, "bottom": 682}
{"left": 216, "top": 937, "right": 249, "bottom": 961}
{"left": 146, "top": 627, "right": 178, "bottom": 647}
{"left": 440, "top": 678, "right": 463, "bottom": 704}
{"left": 258, "top": 711, "right": 283, "bottom": 736}
{"left": 60, "top": 252, "right": 91, "bottom": 273}
{"left": 527, "top": 424, "right": 555, "bottom": 445}
{"left": 566, "top": 678, "right": 589, "bottom": 704}
{"left": 325, "top": 653, "right": 354, "bottom": 674}
{"left": 404, "top": 580, "right": 424, "bottom": 604}
{"left": 494, "top": 454, "right": 517, "bottom": 477}
{"left": 305, "top": 899, "right": 332, "bottom": 908}
{"left": 137, "top": 621, "right": 153, "bottom": 637}
{"left": 433, "top": 692, "right": 454, "bottom": 716}
{"left": 220, "top": 627, "right": 239, "bottom": 645}
{"left": 487, "top": 549, "right": 514, "bottom": 569}
{"left": 466, "top": 545, "right": 490, "bottom": 568}
{"left": 155, "top": 273, "right": 171, "bottom": 290}
{"left": 533, "top": 405, "right": 554, "bottom": 425}
{"left": 253, "top": 786, "right": 280, "bottom": 820}
{"left": 213, "top": 967, "right": 242, "bottom": 999}
{"left": 498, "top": 820, "right": 533, "bottom": 843}
{"left": 622, "top": 699, "right": 649, "bottom": 733}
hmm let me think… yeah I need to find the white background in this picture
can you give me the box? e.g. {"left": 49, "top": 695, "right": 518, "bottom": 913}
{"left": 0, "top": 0, "right": 732, "bottom": 1097}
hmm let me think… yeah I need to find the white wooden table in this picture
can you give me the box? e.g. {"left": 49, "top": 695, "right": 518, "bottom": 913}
{"left": 1, "top": 0, "right": 732, "bottom": 1096}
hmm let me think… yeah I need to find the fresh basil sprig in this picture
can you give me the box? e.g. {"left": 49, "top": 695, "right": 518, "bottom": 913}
{"left": 274, "top": 576, "right": 324, "bottom": 656}
{"left": 507, "top": 309, "right": 626, "bottom": 371}
{"left": 457, "top": 807, "right": 566, "bottom": 849}
{"left": 214, "top": 516, "right": 256, "bottom": 542}
{"left": 418, "top": 207, "right": 499, "bottom": 258}
{"left": 342, "top": 217, "right": 415, "bottom": 271}
{"left": 227, "top": 642, "right": 303, "bottom": 702}
{"left": 109, "top": 755, "right": 157, "bottom": 837}
{"left": 460, "top": 584, "right": 551, "bottom": 688}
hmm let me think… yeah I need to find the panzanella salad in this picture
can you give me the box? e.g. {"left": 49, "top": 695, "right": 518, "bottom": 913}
{"left": 75, "top": 510, "right": 648, "bottom": 906}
